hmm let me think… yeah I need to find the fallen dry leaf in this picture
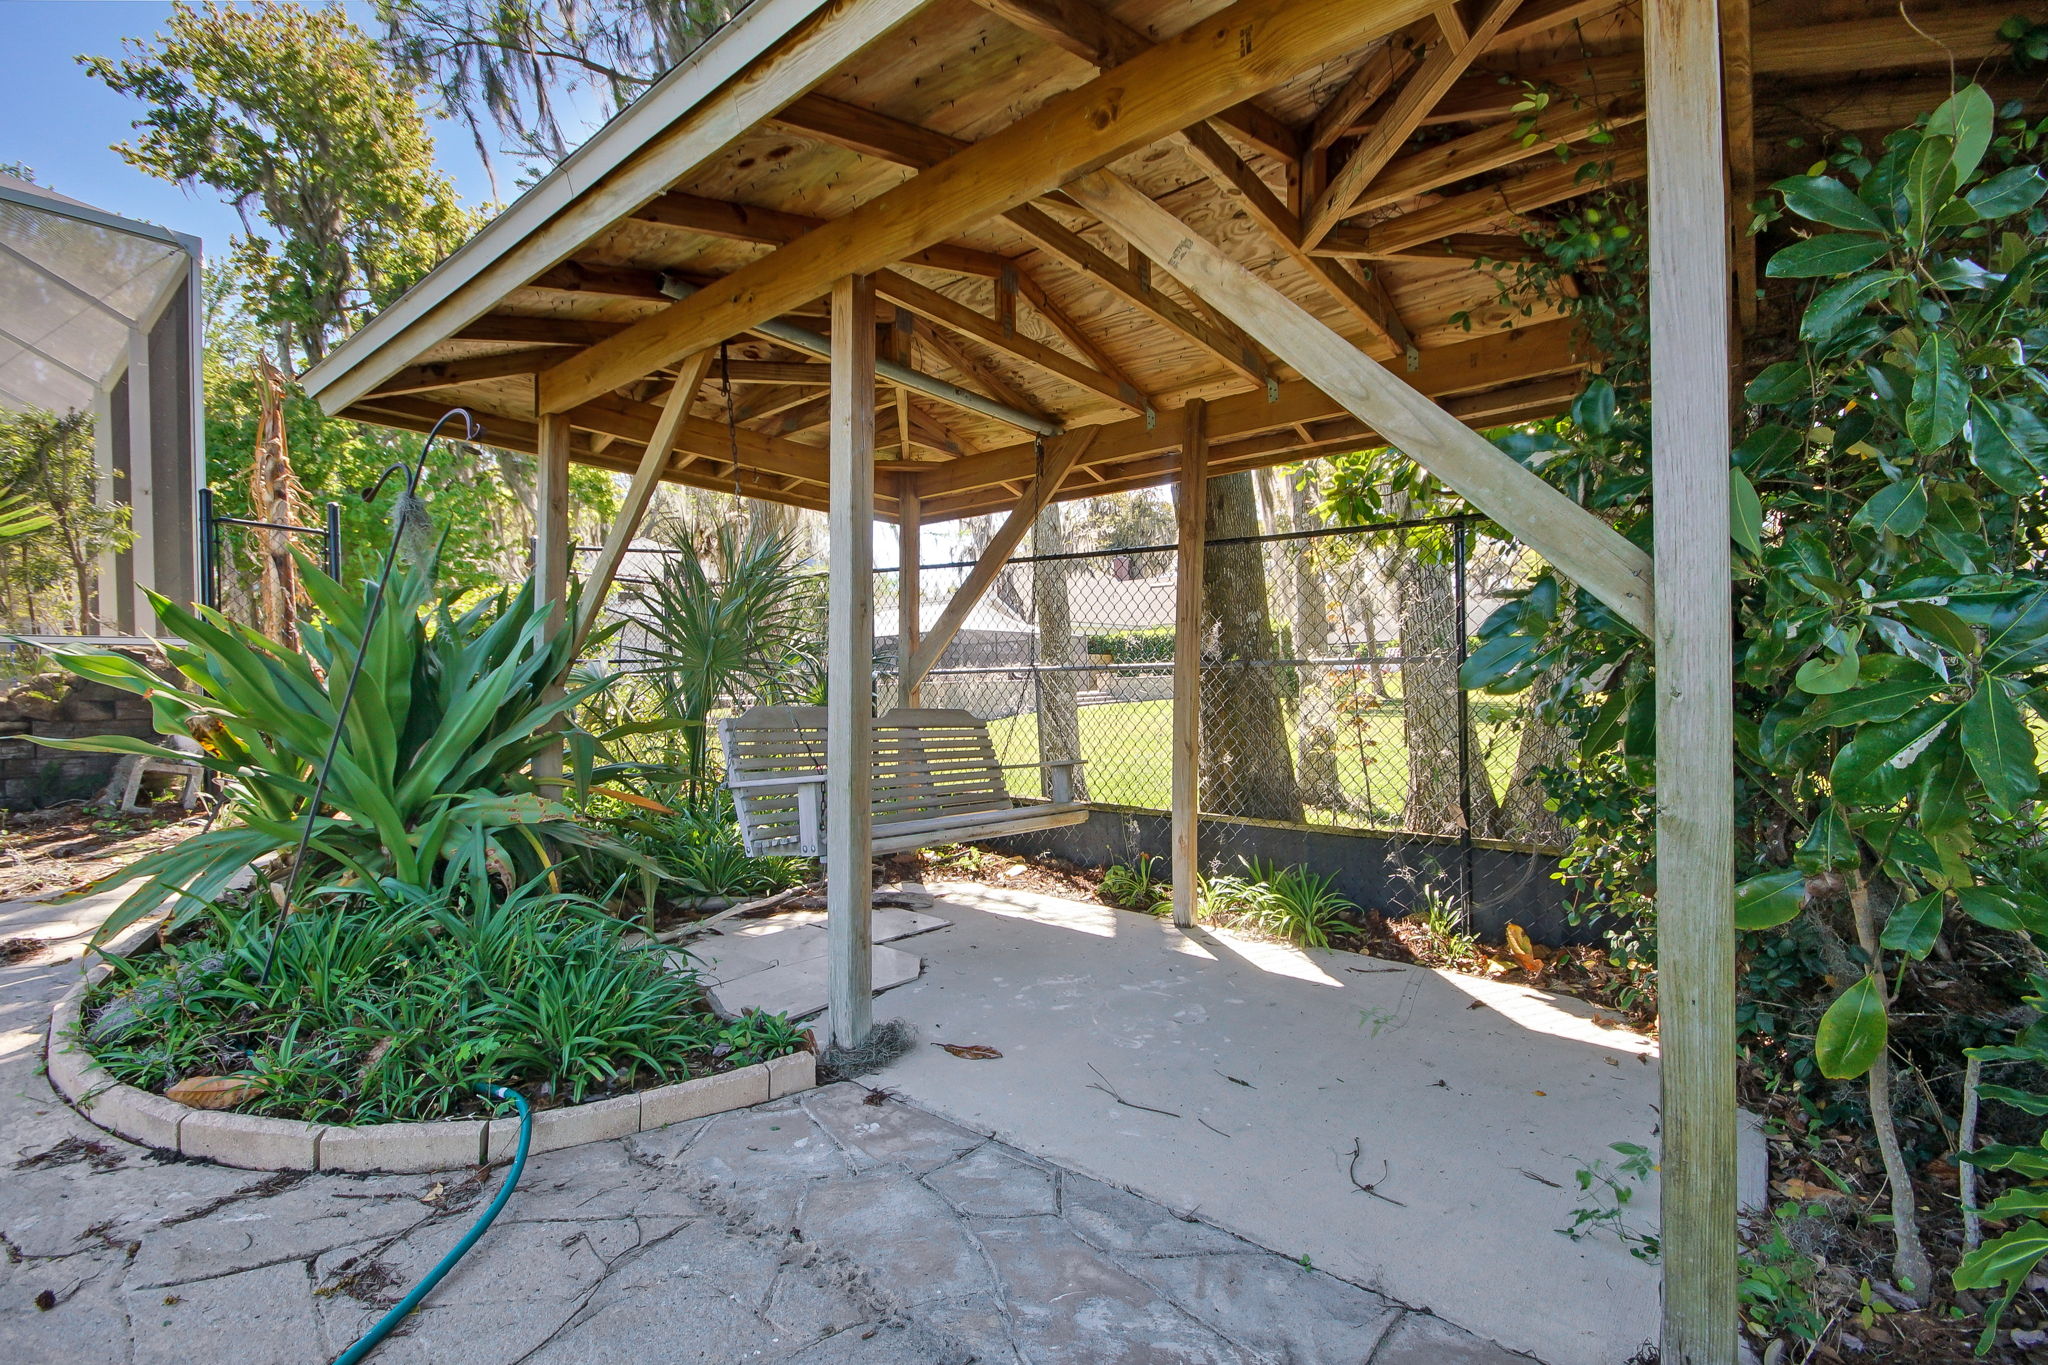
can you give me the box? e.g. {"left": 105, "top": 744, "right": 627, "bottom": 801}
{"left": 165, "top": 1075, "right": 264, "bottom": 1110}
{"left": 1504, "top": 923, "right": 1544, "bottom": 976}
{"left": 935, "top": 1043, "right": 1003, "bottom": 1060}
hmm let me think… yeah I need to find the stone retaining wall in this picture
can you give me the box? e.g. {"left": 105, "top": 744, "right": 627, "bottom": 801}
{"left": 0, "top": 655, "right": 169, "bottom": 809}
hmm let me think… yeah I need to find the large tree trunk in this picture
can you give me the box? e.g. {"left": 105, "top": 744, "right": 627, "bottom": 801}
{"left": 1274, "top": 470, "right": 1346, "bottom": 812}
{"left": 1032, "top": 503, "right": 1087, "bottom": 800}
{"left": 1200, "top": 472, "right": 1302, "bottom": 823}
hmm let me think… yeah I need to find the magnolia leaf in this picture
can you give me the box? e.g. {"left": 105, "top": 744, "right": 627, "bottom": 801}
{"left": 1878, "top": 892, "right": 1943, "bottom": 960}
{"left": 1969, "top": 395, "right": 2048, "bottom": 494}
{"left": 1961, "top": 679, "right": 2039, "bottom": 817}
{"left": 1504, "top": 922, "right": 1544, "bottom": 975}
{"left": 1729, "top": 467, "right": 1764, "bottom": 557}
{"left": 1797, "top": 804, "right": 1858, "bottom": 871}
{"left": 1955, "top": 886, "right": 2048, "bottom": 935}
{"left": 1810, "top": 660, "right": 1944, "bottom": 728}
{"left": 1829, "top": 704, "right": 1956, "bottom": 804}
{"left": 1773, "top": 173, "right": 1887, "bottom": 232}
{"left": 1905, "top": 132, "right": 1961, "bottom": 243}
{"left": 1800, "top": 270, "right": 1902, "bottom": 342}
{"left": 1816, "top": 975, "right": 1888, "bottom": 1079}
{"left": 1927, "top": 83, "right": 1996, "bottom": 183}
{"left": 166, "top": 1075, "right": 266, "bottom": 1110}
{"left": 1850, "top": 478, "right": 1928, "bottom": 537}
{"left": 935, "top": 1043, "right": 1003, "bottom": 1060}
{"left": 1907, "top": 333, "right": 1968, "bottom": 451}
{"left": 1795, "top": 646, "right": 1861, "bottom": 695}
{"left": 1766, "top": 234, "right": 1891, "bottom": 279}
{"left": 1966, "top": 165, "right": 2048, "bottom": 219}
{"left": 1734, "top": 868, "right": 1807, "bottom": 930}
{"left": 1745, "top": 361, "right": 1809, "bottom": 403}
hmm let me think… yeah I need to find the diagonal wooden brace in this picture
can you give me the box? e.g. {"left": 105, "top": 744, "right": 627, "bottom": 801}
{"left": 1064, "top": 169, "right": 1653, "bottom": 634}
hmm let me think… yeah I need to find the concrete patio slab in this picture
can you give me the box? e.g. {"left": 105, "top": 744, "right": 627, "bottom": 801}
{"left": 865, "top": 881, "right": 1687, "bottom": 1365}
{"left": 707, "top": 942, "right": 921, "bottom": 1019}
{"left": 2, "top": 884, "right": 1552, "bottom": 1365}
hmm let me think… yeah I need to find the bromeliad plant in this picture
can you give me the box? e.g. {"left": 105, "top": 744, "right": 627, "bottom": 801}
{"left": 36, "top": 561, "right": 649, "bottom": 943}
{"left": 1463, "top": 85, "right": 2048, "bottom": 1328}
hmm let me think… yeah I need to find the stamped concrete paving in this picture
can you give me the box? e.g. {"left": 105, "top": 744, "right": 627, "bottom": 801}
{"left": 1, "top": 897, "right": 1533, "bottom": 1364}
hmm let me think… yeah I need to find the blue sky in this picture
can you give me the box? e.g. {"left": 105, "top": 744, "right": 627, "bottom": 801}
{"left": 0, "top": 1, "right": 509, "bottom": 254}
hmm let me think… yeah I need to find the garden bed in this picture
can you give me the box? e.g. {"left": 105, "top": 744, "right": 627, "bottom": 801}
{"left": 47, "top": 884, "right": 817, "bottom": 1172}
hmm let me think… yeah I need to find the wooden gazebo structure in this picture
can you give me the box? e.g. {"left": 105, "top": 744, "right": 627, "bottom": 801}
{"left": 303, "top": 2, "right": 2019, "bottom": 1356}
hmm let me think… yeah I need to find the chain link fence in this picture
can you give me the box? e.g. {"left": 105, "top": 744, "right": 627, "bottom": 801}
{"left": 872, "top": 515, "right": 1567, "bottom": 916}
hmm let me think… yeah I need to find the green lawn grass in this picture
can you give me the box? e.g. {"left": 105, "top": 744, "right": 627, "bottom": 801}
{"left": 986, "top": 695, "right": 1534, "bottom": 831}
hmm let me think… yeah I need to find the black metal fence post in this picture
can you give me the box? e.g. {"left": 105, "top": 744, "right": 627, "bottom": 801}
{"left": 196, "top": 486, "right": 217, "bottom": 610}
{"left": 1454, "top": 517, "right": 1475, "bottom": 910}
{"left": 324, "top": 501, "right": 343, "bottom": 580}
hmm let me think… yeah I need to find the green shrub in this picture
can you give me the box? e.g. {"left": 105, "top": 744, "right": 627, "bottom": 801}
{"left": 1084, "top": 627, "right": 1174, "bottom": 665}
{"left": 1099, "top": 854, "right": 1168, "bottom": 913}
{"left": 609, "top": 788, "right": 808, "bottom": 902}
{"left": 81, "top": 874, "right": 799, "bottom": 1122}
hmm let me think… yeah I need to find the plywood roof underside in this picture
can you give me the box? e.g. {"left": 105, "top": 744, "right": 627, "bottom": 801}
{"left": 310, "top": 0, "right": 2044, "bottom": 524}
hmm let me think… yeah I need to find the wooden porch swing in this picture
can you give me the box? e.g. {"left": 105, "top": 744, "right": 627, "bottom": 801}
{"left": 719, "top": 705, "right": 1085, "bottom": 857}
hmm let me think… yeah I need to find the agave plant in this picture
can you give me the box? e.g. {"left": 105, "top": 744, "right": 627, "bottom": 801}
{"left": 35, "top": 561, "right": 648, "bottom": 943}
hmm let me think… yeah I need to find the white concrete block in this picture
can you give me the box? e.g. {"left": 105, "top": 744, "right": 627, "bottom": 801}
{"left": 765, "top": 1050, "right": 816, "bottom": 1100}
{"left": 639, "top": 1064, "right": 770, "bottom": 1130}
{"left": 80, "top": 1084, "right": 187, "bottom": 1154}
{"left": 179, "top": 1110, "right": 323, "bottom": 1170}
{"left": 487, "top": 1093, "right": 640, "bottom": 1162}
{"left": 318, "top": 1119, "right": 488, "bottom": 1173}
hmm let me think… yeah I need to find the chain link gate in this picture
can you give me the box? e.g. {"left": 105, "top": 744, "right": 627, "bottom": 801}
{"left": 197, "top": 486, "right": 342, "bottom": 631}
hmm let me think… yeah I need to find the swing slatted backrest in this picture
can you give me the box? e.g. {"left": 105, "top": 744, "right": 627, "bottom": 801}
{"left": 719, "top": 705, "right": 1086, "bottom": 858}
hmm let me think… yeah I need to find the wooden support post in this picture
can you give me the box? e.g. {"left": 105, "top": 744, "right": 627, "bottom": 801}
{"left": 1648, "top": 1, "right": 1736, "bottom": 1360}
{"left": 898, "top": 476, "right": 922, "bottom": 707}
{"left": 827, "top": 275, "right": 878, "bottom": 1051}
{"left": 1171, "top": 400, "right": 1207, "bottom": 930}
{"left": 571, "top": 351, "right": 715, "bottom": 651}
{"left": 897, "top": 429, "right": 1095, "bottom": 695}
{"left": 533, "top": 407, "right": 573, "bottom": 780}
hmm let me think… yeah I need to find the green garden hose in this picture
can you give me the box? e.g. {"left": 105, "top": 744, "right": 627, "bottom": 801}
{"left": 331, "top": 1083, "right": 532, "bottom": 1365}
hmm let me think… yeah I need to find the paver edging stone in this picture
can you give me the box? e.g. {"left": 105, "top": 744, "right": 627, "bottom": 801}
{"left": 44, "top": 940, "right": 816, "bottom": 1172}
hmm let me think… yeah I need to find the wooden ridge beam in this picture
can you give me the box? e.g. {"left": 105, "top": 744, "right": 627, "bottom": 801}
{"left": 452, "top": 315, "right": 627, "bottom": 346}
{"left": 537, "top": 0, "right": 1436, "bottom": 415}
{"left": 1494, "top": 0, "right": 1618, "bottom": 44}
{"left": 531, "top": 261, "right": 669, "bottom": 299}
{"left": 914, "top": 315, "right": 1587, "bottom": 500}
{"left": 1067, "top": 167, "right": 1652, "bottom": 631}
{"left": 874, "top": 266, "right": 1143, "bottom": 412}
{"left": 1176, "top": 120, "right": 1413, "bottom": 361}
{"left": 1317, "top": 135, "right": 1647, "bottom": 258}
{"left": 1305, "top": 0, "right": 1530, "bottom": 247}
{"left": 965, "top": 0, "right": 1300, "bottom": 160}
{"left": 364, "top": 349, "right": 559, "bottom": 398}
{"left": 631, "top": 190, "right": 1009, "bottom": 278}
